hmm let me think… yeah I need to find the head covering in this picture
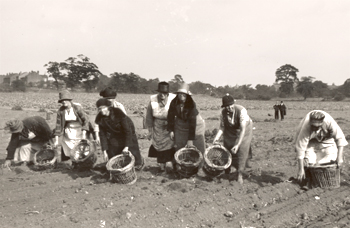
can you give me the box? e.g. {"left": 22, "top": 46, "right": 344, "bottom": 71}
{"left": 96, "top": 98, "right": 112, "bottom": 108}
{"left": 221, "top": 93, "right": 235, "bottom": 108}
{"left": 100, "top": 87, "right": 117, "bottom": 99}
{"left": 177, "top": 83, "right": 192, "bottom": 95}
{"left": 309, "top": 111, "right": 325, "bottom": 121}
{"left": 5, "top": 119, "right": 24, "bottom": 133}
{"left": 58, "top": 90, "right": 73, "bottom": 103}
{"left": 156, "top": 81, "right": 169, "bottom": 93}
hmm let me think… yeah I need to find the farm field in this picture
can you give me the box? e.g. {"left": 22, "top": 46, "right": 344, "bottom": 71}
{"left": 0, "top": 92, "right": 349, "bottom": 228}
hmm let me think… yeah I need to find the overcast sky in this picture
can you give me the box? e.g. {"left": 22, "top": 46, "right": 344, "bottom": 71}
{"left": 0, "top": 0, "right": 349, "bottom": 87}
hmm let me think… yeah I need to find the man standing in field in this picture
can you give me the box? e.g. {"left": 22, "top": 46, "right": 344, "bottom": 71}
{"left": 273, "top": 101, "right": 280, "bottom": 120}
{"left": 279, "top": 101, "right": 286, "bottom": 120}
{"left": 3, "top": 116, "right": 53, "bottom": 168}
{"left": 295, "top": 110, "right": 348, "bottom": 186}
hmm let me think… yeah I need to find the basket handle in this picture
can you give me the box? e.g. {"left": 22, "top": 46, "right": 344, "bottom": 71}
{"left": 185, "top": 144, "right": 197, "bottom": 149}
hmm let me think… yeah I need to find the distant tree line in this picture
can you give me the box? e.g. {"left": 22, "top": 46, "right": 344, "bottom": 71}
{"left": 2, "top": 56, "right": 349, "bottom": 101}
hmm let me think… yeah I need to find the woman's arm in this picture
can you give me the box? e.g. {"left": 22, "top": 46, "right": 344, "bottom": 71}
{"left": 167, "top": 100, "right": 176, "bottom": 133}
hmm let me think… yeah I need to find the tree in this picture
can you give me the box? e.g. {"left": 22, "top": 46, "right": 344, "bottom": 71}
{"left": 60, "top": 54, "right": 102, "bottom": 91}
{"left": 275, "top": 64, "right": 299, "bottom": 95}
{"left": 169, "top": 74, "right": 185, "bottom": 92}
{"left": 11, "top": 79, "right": 26, "bottom": 92}
{"left": 96, "top": 75, "right": 111, "bottom": 92}
{"left": 44, "top": 61, "right": 65, "bottom": 90}
{"left": 296, "top": 76, "right": 315, "bottom": 100}
{"left": 338, "top": 79, "right": 350, "bottom": 97}
{"left": 312, "top": 80, "right": 329, "bottom": 98}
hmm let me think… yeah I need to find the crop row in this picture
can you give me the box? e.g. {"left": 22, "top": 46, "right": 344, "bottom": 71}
{"left": 0, "top": 92, "right": 349, "bottom": 112}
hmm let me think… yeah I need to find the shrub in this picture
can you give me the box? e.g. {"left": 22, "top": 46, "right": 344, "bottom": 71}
{"left": 11, "top": 80, "right": 26, "bottom": 92}
{"left": 334, "top": 93, "right": 345, "bottom": 101}
{"left": 12, "top": 105, "right": 23, "bottom": 111}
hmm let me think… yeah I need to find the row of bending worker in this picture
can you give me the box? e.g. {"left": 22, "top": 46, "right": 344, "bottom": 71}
{"left": 3, "top": 82, "right": 347, "bottom": 186}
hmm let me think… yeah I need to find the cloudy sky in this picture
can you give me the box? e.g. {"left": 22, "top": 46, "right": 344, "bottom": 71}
{"left": 0, "top": 0, "right": 349, "bottom": 87}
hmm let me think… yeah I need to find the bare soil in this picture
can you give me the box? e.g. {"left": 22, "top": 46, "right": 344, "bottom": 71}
{"left": 0, "top": 107, "right": 349, "bottom": 228}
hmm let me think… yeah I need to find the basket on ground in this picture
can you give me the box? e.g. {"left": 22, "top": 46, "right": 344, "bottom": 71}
{"left": 106, "top": 152, "right": 137, "bottom": 185}
{"left": 174, "top": 147, "right": 203, "bottom": 178}
{"left": 203, "top": 145, "right": 232, "bottom": 177}
{"left": 309, "top": 164, "right": 340, "bottom": 188}
{"left": 33, "top": 145, "right": 57, "bottom": 169}
{"left": 70, "top": 140, "right": 97, "bottom": 168}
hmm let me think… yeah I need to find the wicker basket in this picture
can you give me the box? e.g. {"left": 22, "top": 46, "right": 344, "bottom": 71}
{"left": 33, "top": 146, "right": 57, "bottom": 169}
{"left": 309, "top": 164, "right": 340, "bottom": 188}
{"left": 174, "top": 147, "right": 203, "bottom": 178}
{"left": 106, "top": 153, "right": 137, "bottom": 185}
{"left": 70, "top": 140, "right": 97, "bottom": 168}
{"left": 203, "top": 145, "right": 232, "bottom": 177}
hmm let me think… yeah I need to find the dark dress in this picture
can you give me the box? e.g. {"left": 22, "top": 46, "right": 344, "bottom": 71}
{"left": 167, "top": 95, "right": 206, "bottom": 153}
{"left": 95, "top": 108, "right": 142, "bottom": 166}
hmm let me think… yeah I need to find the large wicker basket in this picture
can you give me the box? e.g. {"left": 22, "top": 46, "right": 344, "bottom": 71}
{"left": 309, "top": 164, "right": 340, "bottom": 188}
{"left": 70, "top": 140, "right": 97, "bottom": 168}
{"left": 106, "top": 153, "right": 137, "bottom": 185}
{"left": 174, "top": 147, "right": 203, "bottom": 178}
{"left": 33, "top": 146, "right": 57, "bottom": 170}
{"left": 203, "top": 145, "right": 232, "bottom": 177}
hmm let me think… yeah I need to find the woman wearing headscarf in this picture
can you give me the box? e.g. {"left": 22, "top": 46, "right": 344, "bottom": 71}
{"left": 145, "top": 82, "right": 176, "bottom": 172}
{"left": 53, "top": 90, "right": 90, "bottom": 163}
{"left": 213, "top": 94, "right": 253, "bottom": 184}
{"left": 95, "top": 98, "right": 144, "bottom": 171}
{"left": 167, "top": 83, "right": 206, "bottom": 154}
{"left": 294, "top": 110, "right": 347, "bottom": 187}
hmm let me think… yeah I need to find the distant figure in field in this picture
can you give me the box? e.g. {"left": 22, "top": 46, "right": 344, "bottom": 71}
{"left": 294, "top": 110, "right": 348, "bottom": 187}
{"left": 279, "top": 101, "right": 286, "bottom": 120}
{"left": 273, "top": 102, "right": 280, "bottom": 120}
{"left": 4, "top": 116, "right": 53, "bottom": 168}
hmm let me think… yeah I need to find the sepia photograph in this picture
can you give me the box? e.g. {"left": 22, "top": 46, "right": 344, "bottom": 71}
{"left": 0, "top": 1, "right": 349, "bottom": 227}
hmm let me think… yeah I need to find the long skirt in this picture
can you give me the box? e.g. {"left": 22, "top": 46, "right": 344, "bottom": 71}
{"left": 106, "top": 132, "right": 142, "bottom": 166}
{"left": 148, "top": 145, "right": 175, "bottom": 163}
{"left": 174, "top": 115, "right": 206, "bottom": 153}
{"left": 13, "top": 140, "right": 47, "bottom": 162}
{"left": 223, "top": 120, "right": 253, "bottom": 173}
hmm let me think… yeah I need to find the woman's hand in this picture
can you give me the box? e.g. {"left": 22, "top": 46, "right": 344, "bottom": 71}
{"left": 103, "top": 150, "right": 108, "bottom": 162}
{"left": 54, "top": 137, "right": 59, "bottom": 148}
{"left": 187, "top": 140, "right": 194, "bottom": 148}
{"left": 27, "top": 131, "right": 36, "bottom": 140}
{"left": 3, "top": 160, "right": 11, "bottom": 169}
{"left": 95, "top": 134, "right": 100, "bottom": 145}
{"left": 170, "top": 131, "right": 174, "bottom": 140}
{"left": 122, "top": 147, "right": 129, "bottom": 154}
{"left": 297, "top": 169, "right": 305, "bottom": 182}
{"left": 82, "top": 130, "right": 87, "bottom": 140}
